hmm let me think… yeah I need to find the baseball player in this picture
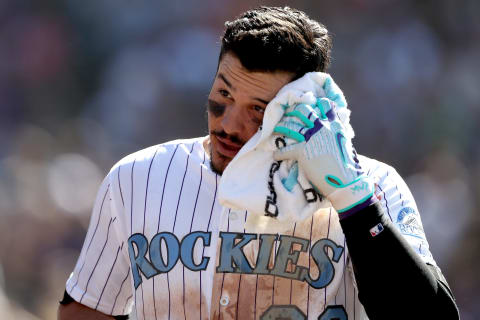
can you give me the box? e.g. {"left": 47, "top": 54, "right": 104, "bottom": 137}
{"left": 58, "top": 6, "right": 459, "bottom": 320}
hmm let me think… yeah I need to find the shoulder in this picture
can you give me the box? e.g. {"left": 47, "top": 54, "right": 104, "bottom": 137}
{"left": 359, "top": 155, "right": 412, "bottom": 192}
{"left": 359, "top": 154, "right": 413, "bottom": 205}
{"left": 360, "top": 155, "right": 437, "bottom": 264}
{"left": 110, "top": 137, "right": 207, "bottom": 175}
{"left": 359, "top": 155, "right": 399, "bottom": 181}
{"left": 104, "top": 137, "right": 208, "bottom": 208}
{"left": 360, "top": 154, "right": 420, "bottom": 222}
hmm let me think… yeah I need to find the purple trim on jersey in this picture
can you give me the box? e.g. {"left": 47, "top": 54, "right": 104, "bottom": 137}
{"left": 134, "top": 287, "right": 138, "bottom": 319}
{"left": 130, "top": 160, "right": 136, "bottom": 236}
{"left": 153, "top": 143, "right": 179, "bottom": 319}
{"left": 143, "top": 148, "right": 159, "bottom": 234}
{"left": 289, "top": 222, "right": 297, "bottom": 305}
{"left": 377, "top": 183, "right": 393, "bottom": 221}
{"left": 123, "top": 294, "right": 133, "bottom": 315}
{"left": 200, "top": 174, "right": 218, "bottom": 320}
{"left": 218, "top": 209, "right": 231, "bottom": 316}
{"left": 118, "top": 167, "right": 124, "bottom": 208}
{"left": 306, "top": 215, "right": 314, "bottom": 318}
{"left": 173, "top": 143, "right": 195, "bottom": 231}
{"left": 354, "top": 287, "right": 356, "bottom": 320}
{"left": 396, "top": 184, "right": 404, "bottom": 207}
{"left": 207, "top": 174, "right": 219, "bottom": 232}
{"left": 70, "top": 185, "right": 110, "bottom": 293}
{"left": 110, "top": 266, "right": 131, "bottom": 315}
{"left": 324, "top": 208, "right": 332, "bottom": 309}
{"left": 140, "top": 280, "right": 145, "bottom": 320}
{"left": 152, "top": 278, "right": 157, "bottom": 319}
{"left": 168, "top": 143, "right": 195, "bottom": 320}
{"left": 96, "top": 242, "right": 124, "bottom": 310}
{"left": 235, "top": 211, "right": 247, "bottom": 319}
{"left": 343, "top": 237, "right": 346, "bottom": 307}
{"left": 338, "top": 196, "right": 378, "bottom": 220}
{"left": 169, "top": 143, "right": 195, "bottom": 320}
{"left": 272, "top": 237, "right": 278, "bottom": 305}
{"left": 167, "top": 272, "right": 171, "bottom": 320}
{"left": 186, "top": 145, "right": 205, "bottom": 320}
{"left": 182, "top": 266, "right": 186, "bottom": 320}
{"left": 80, "top": 217, "right": 116, "bottom": 303}
{"left": 190, "top": 148, "right": 206, "bottom": 233}
{"left": 236, "top": 274, "right": 242, "bottom": 319}
{"left": 156, "top": 144, "right": 180, "bottom": 232}
{"left": 253, "top": 273, "right": 258, "bottom": 320}
{"left": 218, "top": 268, "right": 226, "bottom": 316}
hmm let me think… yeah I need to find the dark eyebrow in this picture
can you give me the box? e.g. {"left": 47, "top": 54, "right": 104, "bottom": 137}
{"left": 253, "top": 97, "right": 269, "bottom": 105}
{"left": 218, "top": 73, "right": 235, "bottom": 91}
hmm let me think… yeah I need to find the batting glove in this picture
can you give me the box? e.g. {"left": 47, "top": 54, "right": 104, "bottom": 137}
{"left": 273, "top": 98, "right": 375, "bottom": 216}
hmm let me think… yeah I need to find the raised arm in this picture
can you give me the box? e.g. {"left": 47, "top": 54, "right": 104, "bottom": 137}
{"left": 273, "top": 76, "right": 459, "bottom": 319}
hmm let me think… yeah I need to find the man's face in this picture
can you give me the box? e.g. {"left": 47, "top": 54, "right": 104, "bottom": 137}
{"left": 206, "top": 52, "right": 293, "bottom": 174}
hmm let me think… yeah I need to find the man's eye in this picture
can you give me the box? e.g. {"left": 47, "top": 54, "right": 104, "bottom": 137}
{"left": 219, "top": 89, "right": 230, "bottom": 98}
{"left": 253, "top": 105, "right": 265, "bottom": 114}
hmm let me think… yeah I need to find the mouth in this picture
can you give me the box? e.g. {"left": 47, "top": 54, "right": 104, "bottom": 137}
{"left": 213, "top": 135, "right": 243, "bottom": 159}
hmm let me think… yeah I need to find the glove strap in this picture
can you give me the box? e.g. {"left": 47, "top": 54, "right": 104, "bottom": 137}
{"left": 328, "top": 176, "right": 376, "bottom": 218}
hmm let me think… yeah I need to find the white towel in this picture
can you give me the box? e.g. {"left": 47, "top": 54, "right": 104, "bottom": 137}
{"left": 218, "top": 72, "right": 354, "bottom": 233}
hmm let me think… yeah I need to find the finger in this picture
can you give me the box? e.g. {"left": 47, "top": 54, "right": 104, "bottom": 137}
{"left": 273, "top": 126, "right": 305, "bottom": 142}
{"left": 294, "top": 103, "right": 318, "bottom": 118}
{"left": 286, "top": 103, "right": 318, "bottom": 122}
{"left": 315, "top": 98, "right": 333, "bottom": 120}
{"left": 284, "top": 110, "right": 314, "bottom": 128}
{"left": 273, "top": 143, "right": 304, "bottom": 161}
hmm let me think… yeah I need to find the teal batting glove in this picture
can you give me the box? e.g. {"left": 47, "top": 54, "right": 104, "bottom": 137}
{"left": 273, "top": 98, "right": 376, "bottom": 217}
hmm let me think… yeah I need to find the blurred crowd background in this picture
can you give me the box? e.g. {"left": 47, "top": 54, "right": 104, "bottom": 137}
{"left": 0, "top": 0, "right": 478, "bottom": 319}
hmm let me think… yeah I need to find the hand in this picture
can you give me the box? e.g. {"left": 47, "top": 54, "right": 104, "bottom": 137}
{"left": 273, "top": 97, "right": 375, "bottom": 215}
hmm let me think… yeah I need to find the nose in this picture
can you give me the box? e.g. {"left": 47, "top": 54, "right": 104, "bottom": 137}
{"left": 221, "top": 104, "right": 244, "bottom": 136}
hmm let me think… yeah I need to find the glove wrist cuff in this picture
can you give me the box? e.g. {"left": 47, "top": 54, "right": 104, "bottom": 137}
{"left": 328, "top": 176, "right": 376, "bottom": 216}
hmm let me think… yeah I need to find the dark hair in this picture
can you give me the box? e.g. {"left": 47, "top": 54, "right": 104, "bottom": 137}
{"left": 219, "top": 6, "right": 332, "bottom": 80}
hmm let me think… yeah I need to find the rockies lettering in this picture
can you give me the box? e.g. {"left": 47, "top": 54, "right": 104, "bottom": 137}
{"left": 128, "top": 231, "right": 344, "bottom": 289}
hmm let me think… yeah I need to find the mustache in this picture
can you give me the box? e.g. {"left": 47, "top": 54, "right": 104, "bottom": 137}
{"left": 211, "top": 130, "right": 245, "bottom": 146}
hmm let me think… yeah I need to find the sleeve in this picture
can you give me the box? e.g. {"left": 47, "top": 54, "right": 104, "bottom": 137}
{"left": 339, "top": 163, "right": 459, "bottom": 319}
{"left": 374, "top": 164, "right": 436, "bottom": 265}
{"left": 65, "top": 168, "right": 133, "bottom": 317}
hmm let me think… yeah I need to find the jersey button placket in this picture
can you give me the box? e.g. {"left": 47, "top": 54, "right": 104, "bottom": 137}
{"left": 230, "top": 210, "right": 238, "bottom": 220}
{"left": 220, "top": 296, "right": 229, "bottom": 306}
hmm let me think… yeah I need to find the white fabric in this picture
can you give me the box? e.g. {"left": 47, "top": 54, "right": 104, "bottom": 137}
{"left": 65, "top": 137, "right": 436, "bottom": 319}
{"left": 218, "top": 72, "right": 354, "bottom": 233}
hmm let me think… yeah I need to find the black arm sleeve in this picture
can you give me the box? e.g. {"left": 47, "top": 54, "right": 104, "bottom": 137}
{"left": 340, "top": 202, "right": 459, "bottom": 320}
{"left": 60, "top": 290, "right": 129, "bottom": 320}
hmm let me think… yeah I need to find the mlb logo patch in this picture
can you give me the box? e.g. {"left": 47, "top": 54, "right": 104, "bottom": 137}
{"left": 369, "top": 223, "right": 384, "bottom": 237}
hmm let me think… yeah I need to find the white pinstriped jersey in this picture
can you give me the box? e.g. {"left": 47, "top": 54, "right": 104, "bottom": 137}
{"left": 66, "top": 136, "right": 435, "bottom": 319}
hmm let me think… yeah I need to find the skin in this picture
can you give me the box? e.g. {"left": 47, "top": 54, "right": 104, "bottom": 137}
{"left": 205, "top": 52, "right": 294, "bottom": 174}
{"left": 57, "top": 52, "right": 294, "bottom": 320}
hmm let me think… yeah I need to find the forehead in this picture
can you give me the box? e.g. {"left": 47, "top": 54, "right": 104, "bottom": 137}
{"left": 215, "top": 53, "right": 293, "bottom": 101}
